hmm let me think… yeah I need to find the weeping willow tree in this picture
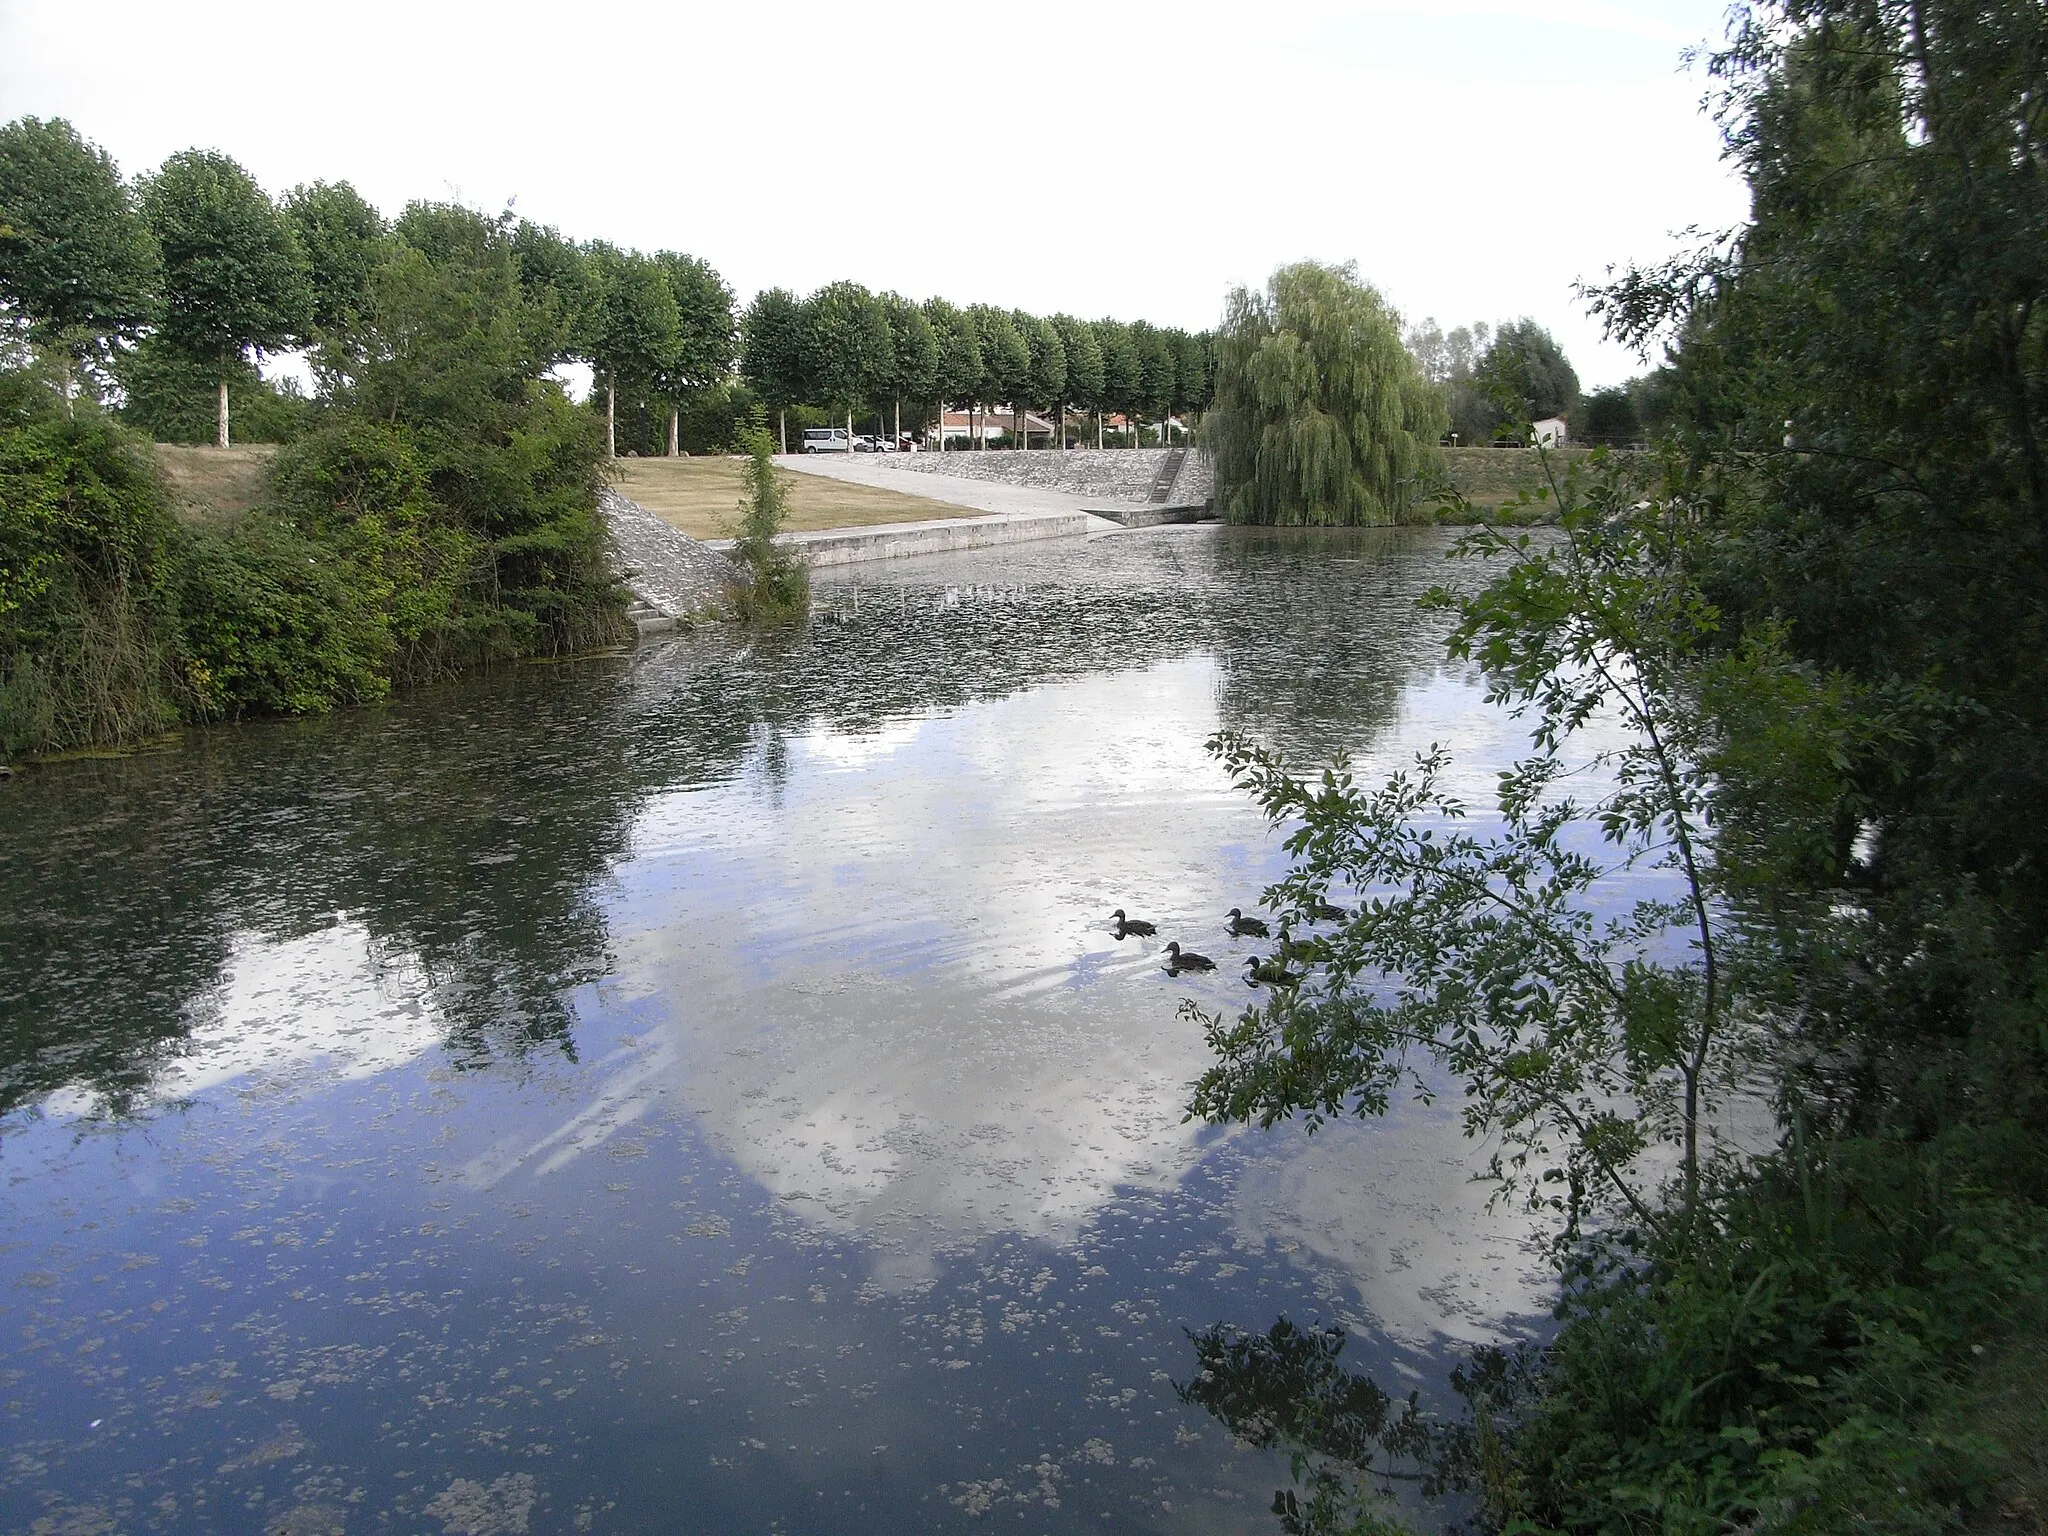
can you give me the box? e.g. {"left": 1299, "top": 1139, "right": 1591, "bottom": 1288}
{"left": 1205, "top": 261, "right": 1445, "bottom": 525}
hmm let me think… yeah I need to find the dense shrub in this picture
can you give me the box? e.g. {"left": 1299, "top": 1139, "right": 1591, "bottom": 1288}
{"left": 0, "top": 410, "right": 183, "bottom": 754}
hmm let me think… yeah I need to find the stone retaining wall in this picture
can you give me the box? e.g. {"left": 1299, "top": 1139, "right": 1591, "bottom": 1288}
{"left": 600, "top": 488, "right": 733, "bottom": 619}
{"left": 706, "top": 509, "right": 1087, "bottom": 567}
{"left": 886, "top": 447, "right": 1211, "bottom": 506}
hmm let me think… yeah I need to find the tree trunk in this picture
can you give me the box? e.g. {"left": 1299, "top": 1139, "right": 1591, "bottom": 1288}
{"left": 894, "top": 397, "right": 900, "bottom": 451}
{"left": 217, "top": 375, "right": 230, "bottom": 448}
{"left": 606, "top": 382, "right": 616, "bottom": 459}
{"left": 1014, "top": 402, "right": 1022, "bottom": 448}
{"left": 668, "top": 408, "right": 679, "bottom": 457}
{"left": 846, "top": 408, "right": 853, "bottom": 454}
{"left": 779, "top": 409, "right": 787, "bottom": 455}
{"left": 1096, "top": 410, "right": 1103, "bottom": 449}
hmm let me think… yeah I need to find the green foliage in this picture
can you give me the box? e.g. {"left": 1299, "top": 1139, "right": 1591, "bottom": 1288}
{"left": 924, "top": 298, "right": 984, "bottom": 423}
{"left": 1095, "top": 318, "right": 1141, "bottom": 422}
{"left": 0, "top": 410, "right": 182, "bottom": 754}
{"left": 583, "top": 241, "right": 680, "bottom": 414}
{"left": 1051, "top": 314, "right": 1104, "bottom": 414}
{"left": 1574, "top": 384, "right": 1641, "bottom": 443}
{"left": 724, "top": 421, "right": 808, "bottom": 623}
{"left": 739, "top": 286, "right": 808, "bottom": 415}
{"left": 115, "top": 335, "right": 309, "bottom": 445}
{"left": 651, "top": 249, "right": 735, "bottom": 400}
{"left": 0, "top": 117, "right": 157, "bottom": 381}
{"left": 1205, "top": 261, "right": 1445, "bottom": 525}
{"left": 1015, "top": 310, "right": 1066, "bottom": 412}
{"left": 509, "top": 218, "right": 595, "bottom": 363}
{"left": 879, "top": 292, "right": 936, "bottom": 416}
{"left": 1193, "top": 457, "right": 1761, "bottom": 1239}
{"left": 803, "top": 281, "right": 890, "bottom": 417}
{"left": 140, "top": 150, "right": 310, "bottom": 394}
{"left": 174, "top": 513, "right": 392, "bottom": 717}
{"left": 968, "top": 305, "right": 1028, "bottom": 413}
{"left": 280, "top": 179, "right": 390, "bottom": 341}
{"left": 1480, "top": 318, "right": 1579, "bottom": 423}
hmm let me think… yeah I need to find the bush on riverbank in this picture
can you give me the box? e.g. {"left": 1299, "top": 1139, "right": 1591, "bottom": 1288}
{"left": 722, "top": 423, "right": 808, "bottom": 624}
{"left": 0, "top": 214, "right": 624, "bottom": 758}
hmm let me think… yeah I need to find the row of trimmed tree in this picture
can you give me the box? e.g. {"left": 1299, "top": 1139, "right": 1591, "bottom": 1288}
{"left": 0, "top": 116, "right": 1212, "bottom": 457}
{"left": 733, "top": 285, "right": 1215, "bottom": 453}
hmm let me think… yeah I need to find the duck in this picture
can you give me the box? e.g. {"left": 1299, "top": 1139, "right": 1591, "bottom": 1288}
{"left": 1306, "top": 898, "right": 1348, "bottom": 923}
{"left": 1162, "top": 942, "right": 1216, "bottom": 974}
{"left": 1244, "top": 953, "right": 1305, "bottom": 988}
{"left": 1225, "top": 907, "right": 1270, "bottom": 938}
{"left": 1111, "top": 908, "right": 1156, "bottom": 939}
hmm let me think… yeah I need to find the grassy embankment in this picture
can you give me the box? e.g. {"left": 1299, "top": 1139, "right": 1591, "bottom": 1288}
{"left": 162, "top": 449, "right": 980, "bottom": 540}
{"left": 609, "top": 456, "right": 974, "bottom": 539}
{"left": 1436, "top": 445, "right": 1596, "bottom": 520}
{"left": 154, "top": 444, "right": 276, "bottom": 525}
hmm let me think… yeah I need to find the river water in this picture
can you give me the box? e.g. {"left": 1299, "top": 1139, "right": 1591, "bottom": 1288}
{"left": 0, "top": 526, "right": 1555, "bottom": 1536}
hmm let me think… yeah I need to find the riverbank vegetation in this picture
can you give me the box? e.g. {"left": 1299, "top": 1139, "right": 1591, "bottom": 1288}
{"left": 0, "top": 177, "right": 621, "bottom": 759}
{"left": 1183, "top": 3, "right": 2048, "bottom": 1531}
{"left": 722, "top": 424, "right": 808, "bottom": 624}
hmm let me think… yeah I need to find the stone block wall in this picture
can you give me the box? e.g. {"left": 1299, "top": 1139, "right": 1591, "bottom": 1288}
{"left": 887, "top": 448, "right": 1211, "bottom": 505}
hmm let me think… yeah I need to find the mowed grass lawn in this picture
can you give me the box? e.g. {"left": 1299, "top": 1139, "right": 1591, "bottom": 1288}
{"left": 610, "top": 456, "right": 972, "bottom": 539}
{"left": 155, "top": 444, "right": 277, "bottom": 524}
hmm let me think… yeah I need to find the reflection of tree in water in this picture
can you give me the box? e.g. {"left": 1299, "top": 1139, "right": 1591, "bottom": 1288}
{"left": 0, "top": 529, "right": 1462, "bottom": 1119}
{"left": 1208, "top": 528, "right": 1462, "bottom": 765}
{"left": 1180, "top": 1317, "right": 1499, "bottom": 1535}
{"left": 0, "top": 663, "right": 657, "bottom": 1114}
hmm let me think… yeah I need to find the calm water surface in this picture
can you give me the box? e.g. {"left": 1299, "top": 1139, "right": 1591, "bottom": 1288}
{"left": 0, "top": 527, "right": 1554, "bottom": 1535}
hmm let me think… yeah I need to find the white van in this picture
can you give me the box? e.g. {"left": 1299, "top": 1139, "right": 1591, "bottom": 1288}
{"left": 801, "top": 427, "right": 850, "bottom": 454}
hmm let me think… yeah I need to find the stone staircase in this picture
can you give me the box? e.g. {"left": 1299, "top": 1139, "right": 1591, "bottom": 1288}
{"left": 599, "top": 488, "right": 736, "bottom": 636}
{"left": 1147, "top": 447, "right": 1189, "bottom": 503}
{"left": 623, "top": 597, "right": 676, "bottom": 638}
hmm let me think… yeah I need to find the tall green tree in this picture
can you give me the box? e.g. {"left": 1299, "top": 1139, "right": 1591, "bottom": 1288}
{"left": 1479, "top": 317, "right": 1579, "bottom": 424}
{"left": 739, "top": 287, "right": 808, "bottom": 453}
{"left": 582, "top": 243, "right": 679, "bottom": 458}
{"left": 1050, "top": 313, "right": 1103, "bottom": 448}
{"left": 878, "top": 291, "right": 936, "bottom": 447}
{"left": 509, "top": 218, "right": 595, "bottom": 366}
{"left": 1170, "top": 328, "right": 1215, "bottom": 418}
{"left": 650, "top": 251, "right": 734, "bottom": 456}
{"left": 1203, "top": 260, "right": 1444, "bottom": 524}
{"left": 1131, "top": 320, "right": 1175, "bottom": 442}
{"left": 325, "top": 204, "right": 613, "bottom": 661}
{"left": 923, "top": 297, "right": 982, "bottom": 451}
{"left": 0, "top": 117, "right": 158, "bottom": 416}
{"left": 802, "top": 281, "right": 891, "bottom": 451}
{"left": 141, "top": 150, "right": 310, "bottom": 448}
{"left": 1094, "top": 318, "right": 1140, "bottom": 446}
{"left": 1012, "top": 311, "right": 1066, "bottom": 447}
{"left": 280, "top": 180, "right": 389, "bottom": 344}
{"left": 968, "top": 305, "right": 1028, "bottom": 448}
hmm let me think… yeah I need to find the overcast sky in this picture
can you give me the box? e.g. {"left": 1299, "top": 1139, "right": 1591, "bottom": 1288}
{"left": 2, "top": 1, "right": 1750, "bottom": 389}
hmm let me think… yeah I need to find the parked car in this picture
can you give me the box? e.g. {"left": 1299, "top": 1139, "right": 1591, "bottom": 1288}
{"left": 802, "top": 427, "right": 850, "bottom": 454}
{"left": 852, "top": 435, "right": 881, "bottom": 453}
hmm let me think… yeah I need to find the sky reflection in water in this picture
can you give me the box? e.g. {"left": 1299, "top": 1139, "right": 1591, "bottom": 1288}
{"left": 0, "top": 526, "right": 1556, "bottom": 1535}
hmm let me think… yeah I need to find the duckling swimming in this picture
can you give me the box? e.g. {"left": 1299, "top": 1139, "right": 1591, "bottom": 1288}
{"left": 1163, "top": 941, "right": 1217, "bottom": 974}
